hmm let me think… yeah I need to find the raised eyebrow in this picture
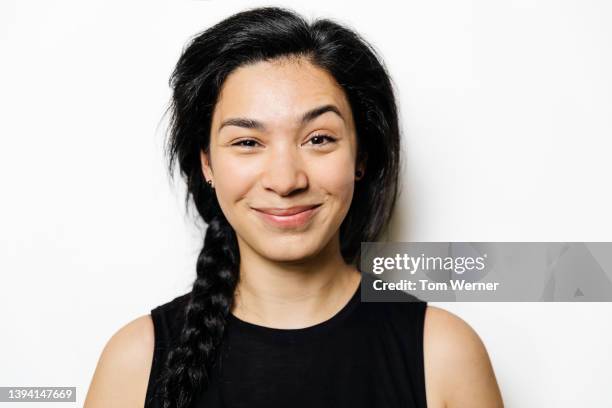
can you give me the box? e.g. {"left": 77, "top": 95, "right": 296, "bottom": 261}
{"left": 218, "top": 104, "right": 344, "bottom": 133}
{"left": 300, "top": 104, "right": 344, "bottom": 126}
{"left": 218, "top": 118, "right": 265, "bottom": 133}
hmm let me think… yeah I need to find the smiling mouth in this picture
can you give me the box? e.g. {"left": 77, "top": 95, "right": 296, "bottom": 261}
{"left": 252, "top": 204, "right": 322, "bottom": 228}
{"left": 253, "top": 204, "right": 322, "bottom": 216}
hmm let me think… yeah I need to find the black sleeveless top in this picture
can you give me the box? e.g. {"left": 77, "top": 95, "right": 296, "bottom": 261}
{"left": 145, "top": 273, "right": 428, "bottom": 408}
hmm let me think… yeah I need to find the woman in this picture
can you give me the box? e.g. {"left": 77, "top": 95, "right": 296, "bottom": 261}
{"left": 85, "top": 6, "right": 503, "bottom": 408}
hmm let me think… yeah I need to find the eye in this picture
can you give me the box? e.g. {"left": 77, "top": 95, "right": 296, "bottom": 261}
{"left": 231, "top": 135, "right": 337, "bottom": 149}
{"left": 231, "top": 139, "right": 261, "bottom": 148}
{"left": 307, "top": 134, "right": 337, "bottom": 147}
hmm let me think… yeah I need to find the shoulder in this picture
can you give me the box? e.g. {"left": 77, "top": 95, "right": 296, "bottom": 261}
{"left": 84, "top": 292, "right": 191, "bottom": 408}
{"left": 150, "top": 292, "right": 192, "bottom": 345}
{"left": 84, "top": 314, "right": 155, "bottom": 408}
{"left": 423, "top": 305, "right": 504, "bottom": 408}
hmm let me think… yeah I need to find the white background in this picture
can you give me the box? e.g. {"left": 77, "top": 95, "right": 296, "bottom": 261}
{"left": 1, "top": 1, "right": 611, "bottom": 407}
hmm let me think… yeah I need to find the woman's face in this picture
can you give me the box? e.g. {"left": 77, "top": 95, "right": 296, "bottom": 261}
{"left": 202, "top": 57, "right": 364, "bottom": 263}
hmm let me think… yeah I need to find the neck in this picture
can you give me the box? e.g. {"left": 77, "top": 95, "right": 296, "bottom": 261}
{"left": 231, "top": 238, "right": 361, "bottom": 329}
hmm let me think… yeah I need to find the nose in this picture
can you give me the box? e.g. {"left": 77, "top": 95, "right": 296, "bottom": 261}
{"left": 260, "top": 143, "right": 308, "bottom": 196}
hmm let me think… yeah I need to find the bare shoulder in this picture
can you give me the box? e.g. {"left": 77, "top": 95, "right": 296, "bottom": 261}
{"left": 84, "top": 314, "right": 155, "bottom": 408}
{"left": 423, "top": 305, "right": 504, "bottom": 408}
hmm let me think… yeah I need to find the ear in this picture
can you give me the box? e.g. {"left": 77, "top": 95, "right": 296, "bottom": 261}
{"left": 200, "top": 149, "right": 213, "bottom": 183}
{"left": 356, "top": 151, "right": 368, "bottom": 180}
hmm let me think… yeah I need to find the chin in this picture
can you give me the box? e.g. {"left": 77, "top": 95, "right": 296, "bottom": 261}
{"left": 260, "top": 237, "right": 323, "bottom": 262}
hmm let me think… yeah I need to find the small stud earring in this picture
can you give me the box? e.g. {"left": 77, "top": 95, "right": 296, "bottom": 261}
{"left": 207, "top": 180, "right": 214, "bottom": 189}
{"left": 355, "top": 170, "right": 363, "bottom": 179}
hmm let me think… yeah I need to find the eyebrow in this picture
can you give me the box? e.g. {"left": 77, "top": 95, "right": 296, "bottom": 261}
{"left": 218, "top": 104, "right": 344, "bottom": 133}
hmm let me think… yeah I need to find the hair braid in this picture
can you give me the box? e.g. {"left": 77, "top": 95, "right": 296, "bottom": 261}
{"left": 157, "top": 209, "right": 239, "bottom": 408}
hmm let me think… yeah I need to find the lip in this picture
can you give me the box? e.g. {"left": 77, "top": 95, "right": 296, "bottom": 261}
{"left": 252, "top": 204, "right": 322, "bottom": 228}
{"left": 253, "top": 204, "right": 321, "bottom": 216}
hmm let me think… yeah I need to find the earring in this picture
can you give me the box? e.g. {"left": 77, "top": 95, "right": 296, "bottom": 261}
{"left": 207, "top": 180, "right": 214, "bottom": 189}
{"left": 355, "top": 170, "right": 363, "bottom": 179}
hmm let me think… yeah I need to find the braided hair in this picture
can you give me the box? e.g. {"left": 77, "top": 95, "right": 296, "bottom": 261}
{"left": 154, "top": 6, "right": 402, "bottom": 408}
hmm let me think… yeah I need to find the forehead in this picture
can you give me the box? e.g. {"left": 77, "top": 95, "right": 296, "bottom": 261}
{"left": 212, "top": 57, "right": 353, "bottom": 130}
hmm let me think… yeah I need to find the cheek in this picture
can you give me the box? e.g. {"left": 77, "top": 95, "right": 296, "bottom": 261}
{"left": 213, "top": 156, "right": 256, "bottom": 213}
{"left": 314, "top": 155, "right": 356, "bottom": 202}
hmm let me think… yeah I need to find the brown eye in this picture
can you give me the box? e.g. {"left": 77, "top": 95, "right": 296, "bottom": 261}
{"left": 232, "top": 139, "right": 260, "bottom": 148}
{"left": 308, "top": 134, "right": 336, "bottom": 147}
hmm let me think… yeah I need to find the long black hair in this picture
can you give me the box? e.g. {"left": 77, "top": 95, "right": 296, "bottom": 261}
{"left": 154, "top": 6, "right": 402, "bottom": 408}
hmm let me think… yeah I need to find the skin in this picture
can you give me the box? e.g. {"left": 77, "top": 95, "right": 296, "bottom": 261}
{"left": 201, "top": 56, "right": 365, "bottom": 328}
{"left": 84, "top": 57, "right": 504, "bottom": 408}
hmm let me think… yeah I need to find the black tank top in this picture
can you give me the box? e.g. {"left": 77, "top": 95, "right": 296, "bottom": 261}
{"left": 145, "top": 273, "right": 428, "bottom": 408}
